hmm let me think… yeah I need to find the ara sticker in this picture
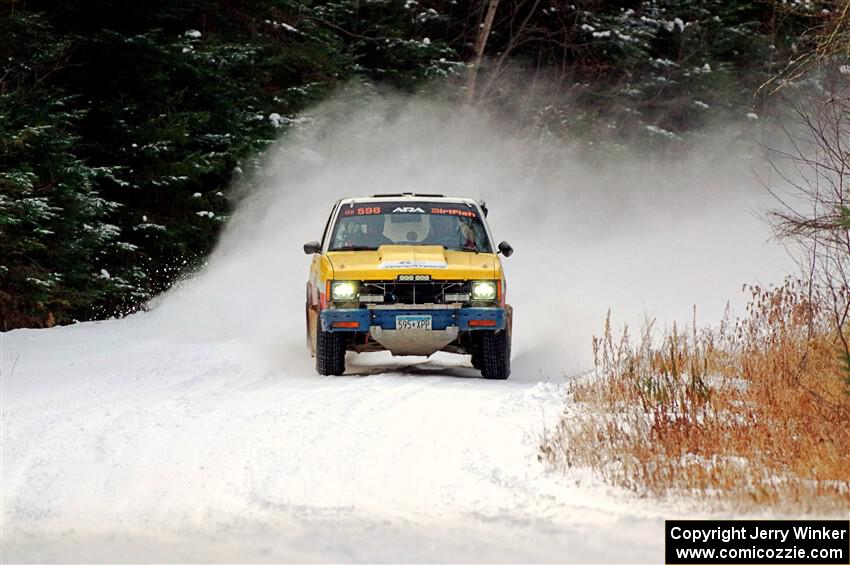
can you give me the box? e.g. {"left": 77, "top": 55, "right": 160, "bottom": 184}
{"left": 392, "top": 206, "right": 426, "bottom": 213}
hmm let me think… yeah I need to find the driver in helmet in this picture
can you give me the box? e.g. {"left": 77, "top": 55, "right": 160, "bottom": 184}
{"left": 457, "top": 219, "right": 478, "bottom": 250}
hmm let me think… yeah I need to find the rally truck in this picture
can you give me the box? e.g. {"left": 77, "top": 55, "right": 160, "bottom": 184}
{"left": 303, "top": 194, "right": 514, "bottom": 379}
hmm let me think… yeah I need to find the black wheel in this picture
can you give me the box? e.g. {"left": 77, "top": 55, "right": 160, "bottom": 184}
{"left": 469, "top": 340, "right": 482, "bottom": 369}
{"left": 306, "top": 302, "right": 314, "bottom": 353}
{"left": 480, "top": 329, "right": 511, "bottom": 380}
{"left": 316, "top": 323, "right": 346, "bottom": 375}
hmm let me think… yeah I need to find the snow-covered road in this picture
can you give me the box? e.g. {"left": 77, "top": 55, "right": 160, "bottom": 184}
{"left": 2, "top": 319, "right": 665, "bottom": 563}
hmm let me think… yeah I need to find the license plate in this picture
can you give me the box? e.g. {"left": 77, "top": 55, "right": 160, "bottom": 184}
{"left": 396, "top": 315, "right": 432, "bottom": 331}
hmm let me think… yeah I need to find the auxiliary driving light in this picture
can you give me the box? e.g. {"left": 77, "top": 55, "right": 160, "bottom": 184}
{"left": 470, "top": 280, "right": 497, "bottom": 301}
{"left": 331, "top": 281, "right": 358, "bottom": 301}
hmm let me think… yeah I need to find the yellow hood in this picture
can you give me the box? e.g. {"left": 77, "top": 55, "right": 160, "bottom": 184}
{"left": 327, "top": 245, "right": 499, "bottom": 280}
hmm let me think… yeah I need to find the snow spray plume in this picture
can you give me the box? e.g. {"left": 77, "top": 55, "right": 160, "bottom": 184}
{"left": 148, "top": 92, "right": 789, "bottom": 377}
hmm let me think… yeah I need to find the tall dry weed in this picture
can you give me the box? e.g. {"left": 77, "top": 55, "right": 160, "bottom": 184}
{"left": 541, "top": 279, "right": 850, "bottom": 511}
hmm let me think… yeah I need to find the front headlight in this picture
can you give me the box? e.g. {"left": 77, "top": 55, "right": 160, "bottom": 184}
{"left": 471, "top": 280, "right": 498, "bottom": 301}
{"left": 331, "top": 281, "right": 358, "bottom": 301}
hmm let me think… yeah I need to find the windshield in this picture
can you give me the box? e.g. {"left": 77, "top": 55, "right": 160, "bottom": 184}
{"left": 329, "top": 201, "right": 492, "bottom": 253}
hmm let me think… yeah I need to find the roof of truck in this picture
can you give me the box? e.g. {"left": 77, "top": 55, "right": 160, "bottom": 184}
{"left": 339, "top": 193, "right": 479, "bottom": 206}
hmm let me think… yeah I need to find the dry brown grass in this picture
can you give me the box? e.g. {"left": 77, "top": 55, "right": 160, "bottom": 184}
{"left": 540, "top": 279, "right": 850, "bottom": 512}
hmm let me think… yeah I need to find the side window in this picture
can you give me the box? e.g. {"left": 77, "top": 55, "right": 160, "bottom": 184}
{"left": 319, "top": 204, "right": 337, "bottom": 249}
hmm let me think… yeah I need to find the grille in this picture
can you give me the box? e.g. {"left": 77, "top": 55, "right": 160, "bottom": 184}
{"left": 360, "top": 280, "right": 469, "bottom": 305}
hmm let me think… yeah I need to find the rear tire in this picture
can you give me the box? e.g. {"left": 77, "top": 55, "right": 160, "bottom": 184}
{"left": 316, "top": 323, "right": 346, "bottom": 376}
{"left": 480, "top": 330, "right": 511, "bottom": 380}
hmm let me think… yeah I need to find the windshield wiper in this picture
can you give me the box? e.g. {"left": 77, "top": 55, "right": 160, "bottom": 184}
{"left": 332, "top": 245, "right": 378, "bottom": 251}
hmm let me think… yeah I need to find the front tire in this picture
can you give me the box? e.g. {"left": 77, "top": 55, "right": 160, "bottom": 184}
{"left": 306, "top": 302, "right": 317, "bottom": 356}
{"left": 469, "top": 340, "right": 482, "bottom": 369}
{"left": 316, "top": 323, "right": 346, "bottom": 376}
{"left": 480, "top": 330, "right": 511, "bottom": 380}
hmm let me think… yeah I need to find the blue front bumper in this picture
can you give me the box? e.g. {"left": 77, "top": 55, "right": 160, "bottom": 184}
{"left": 321, "top": 307, "right": 506, "bottom": 332}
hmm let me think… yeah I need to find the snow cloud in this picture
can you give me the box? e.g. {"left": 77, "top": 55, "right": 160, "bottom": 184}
{"left": 150, "top": 91, "right": 789, "bottom": 376}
